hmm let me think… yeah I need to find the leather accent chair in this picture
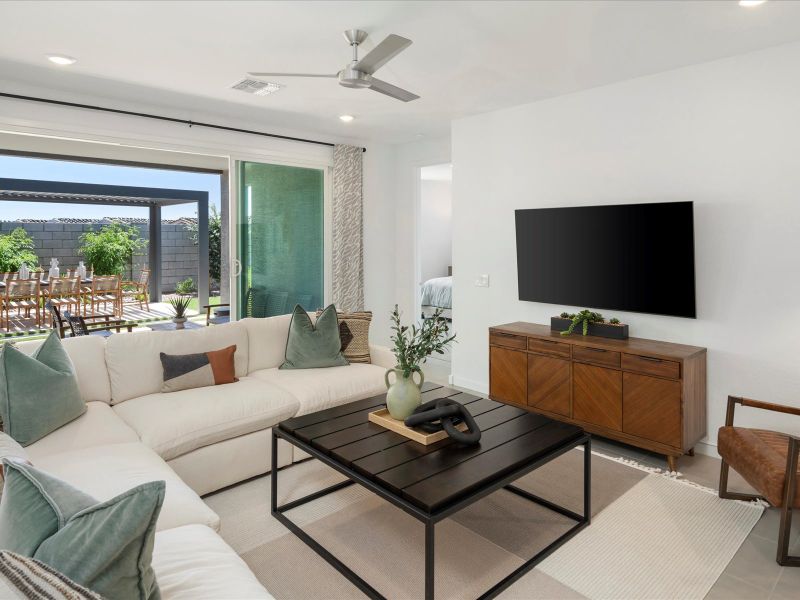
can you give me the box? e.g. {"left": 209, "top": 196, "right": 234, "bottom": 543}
{"left": 718, "top": 395, "right": 800, "bottom": 566}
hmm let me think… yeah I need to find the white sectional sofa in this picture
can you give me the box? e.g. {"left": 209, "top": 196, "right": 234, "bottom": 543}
{"left": 13, "top": 314, "right": 394, "bottom": 599}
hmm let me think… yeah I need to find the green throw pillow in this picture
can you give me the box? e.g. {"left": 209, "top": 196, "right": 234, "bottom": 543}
{"left": 281, "top": 304, "right": 349, "bottom": 369}
{"left": 0, "top": 460, "right": 164, "bottom": 600}
{"left": 0, "top": 331, "right": 85, "bottom": 446}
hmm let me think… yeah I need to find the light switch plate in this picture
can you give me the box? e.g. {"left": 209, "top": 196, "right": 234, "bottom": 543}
{"left": 475, "top": 274, "right": 490, "bottom": 287}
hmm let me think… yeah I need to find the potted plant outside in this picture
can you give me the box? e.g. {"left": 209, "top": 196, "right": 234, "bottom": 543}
{"left": 386, "top": 305, "right": 456, "bottom": 420}
{"left": 551, "top": 309, "right": 629, "bottom": 340}
{"left": 169, "top": 296, "right": 192, "bottom": 330}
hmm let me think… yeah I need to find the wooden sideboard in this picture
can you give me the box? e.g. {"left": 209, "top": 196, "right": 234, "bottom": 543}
{"left": 488, "top": 322, "right": 706, "bottom": 470}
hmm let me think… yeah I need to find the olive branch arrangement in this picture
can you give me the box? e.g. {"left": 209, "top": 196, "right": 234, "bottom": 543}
{"left": 390, "top": 305, "right": 456, "bottom": 378}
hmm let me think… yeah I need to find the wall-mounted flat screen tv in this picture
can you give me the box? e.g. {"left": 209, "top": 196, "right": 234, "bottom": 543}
{"left": 515, "top": 201, "right": 696, "bottom": 318}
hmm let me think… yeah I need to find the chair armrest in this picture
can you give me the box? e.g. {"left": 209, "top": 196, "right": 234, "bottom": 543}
{"left": 203, "top": 303, "right": 230, "bottom": 309}
{"left": 369, "top": 344, "right": 396, "bottom": 370}
{"left": 726, "top": 395, "right": 800, "bottom": 426}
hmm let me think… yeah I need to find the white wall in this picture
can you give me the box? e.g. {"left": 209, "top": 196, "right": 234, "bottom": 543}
{"left": 452, "top": 41, "right": 800, "bottom": 451}
{"left": 420, "top": 179, "right": 453, "bottom": 283}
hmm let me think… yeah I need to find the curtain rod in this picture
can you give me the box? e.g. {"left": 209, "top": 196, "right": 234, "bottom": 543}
{"left": 0, "top": 92, "right": 366, "bottom": 153}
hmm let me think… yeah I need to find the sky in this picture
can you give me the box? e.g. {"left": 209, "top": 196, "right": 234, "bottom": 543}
{"left": 0, "top": 155, "right": 221, "bottom": 221}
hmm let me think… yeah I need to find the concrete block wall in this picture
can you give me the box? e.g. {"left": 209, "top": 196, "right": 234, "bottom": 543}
{"left": 0, "top": 220, "right": 199, "bottom": 293}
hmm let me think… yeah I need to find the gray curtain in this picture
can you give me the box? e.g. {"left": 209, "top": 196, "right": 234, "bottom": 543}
{"left": 331, "top": 144, "right": 364, "bottom": 311}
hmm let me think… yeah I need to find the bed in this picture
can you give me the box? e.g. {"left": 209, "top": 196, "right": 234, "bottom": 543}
{"left": 421, "top": 275, "right": 452, "bottom": 320}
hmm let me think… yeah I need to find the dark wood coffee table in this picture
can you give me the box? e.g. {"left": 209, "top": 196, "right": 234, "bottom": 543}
{"left": 272, "top": 383, "right": 590, "bottom": 600}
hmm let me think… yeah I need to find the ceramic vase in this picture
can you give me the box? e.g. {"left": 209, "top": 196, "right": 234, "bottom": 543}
{"left": 173, "top": 316, "right": 187, "bottom": 330}
{"left": 385, "top": 367, "right": 425, "bottom": 420}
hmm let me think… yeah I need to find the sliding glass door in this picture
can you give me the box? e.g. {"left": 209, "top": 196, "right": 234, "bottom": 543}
{"left": 237, "top": 161, "right": 324, "bottom": 318}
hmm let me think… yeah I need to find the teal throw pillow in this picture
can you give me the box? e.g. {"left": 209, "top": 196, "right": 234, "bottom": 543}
{"left": 281, "top": 304, "right": 349, "bottom": 369}
{"left": 0, "top": 331, "right": 86, "bottom": 446}
{"left": 0, "top": 460, "right": 164, "bottom": 600}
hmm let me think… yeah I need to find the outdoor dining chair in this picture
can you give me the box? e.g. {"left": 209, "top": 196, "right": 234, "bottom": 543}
{"left": 43, "top": 275, "right": 82, "bottom": 315}
{"left": 1, "top": 277, "right": 41, "bottom": 330}
{"left": 86, "top": 275, "right": 122, "bottom": 318}
{"left": 121, "top": 268, "right": 150, "bottom": 311}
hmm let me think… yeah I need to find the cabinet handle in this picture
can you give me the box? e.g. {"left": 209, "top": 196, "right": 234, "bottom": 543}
{"left": 584, "top": 347, "right": 607, "bottom": 353}
{"left": 537, "top": 339, "right": 558, "bottom": 344}
{"left": 494, "top": 332, "right": 514, "bottom": 338}
{"left": 638, "top": 355, "right": 663, "bottom": 362}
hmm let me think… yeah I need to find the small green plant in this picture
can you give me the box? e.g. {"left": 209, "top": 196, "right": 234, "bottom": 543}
{"left": 0, "top": 228, "right": 39, "bottom": 272}
{"left": 561, "top": 309, "right": 605, "bottom": 336}
{"left": 169, "top": 295, "right": 192, "bottom": 319}
{"left": 175, "top": 277, "right": 196, "bottom": 296}
{"left": 559, "top": 312, "right": 570, "bottom": 318}
{"left": 609, "top": 318, "right": 620, "bottom": 325}
{"left": 79, "top": 224, "right": 145, "bottom": 276}
{"left": 390, "top": 305, "right": 456, "bottom": 378}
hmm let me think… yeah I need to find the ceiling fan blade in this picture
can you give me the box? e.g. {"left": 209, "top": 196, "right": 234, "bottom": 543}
{"left": 368, "top": 78, "right": 420, "bottom": 102}
{"left": 355, "top": 34, "right": 412, "bottom": 74}
{"left": 247, "top": 72, "right": 337, "bottom": 78}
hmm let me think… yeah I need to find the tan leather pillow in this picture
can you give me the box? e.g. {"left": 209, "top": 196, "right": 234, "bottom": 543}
{"left": 160, "top": 345, "right": 238, "bottom": 393}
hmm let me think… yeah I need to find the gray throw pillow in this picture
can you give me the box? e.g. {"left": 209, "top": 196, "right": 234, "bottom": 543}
{"left": 0, "top": 331, "right": 85, "bottom": 446}
{"left": 0, "top": 460, "right": 164, "bottom": 600}
{"left": 280, "top": 304, "right": 349, "bottom": 369}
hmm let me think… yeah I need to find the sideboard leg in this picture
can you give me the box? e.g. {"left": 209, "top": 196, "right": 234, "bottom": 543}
{"left": 667, "top": 455, "right": 678, "bottom": 472}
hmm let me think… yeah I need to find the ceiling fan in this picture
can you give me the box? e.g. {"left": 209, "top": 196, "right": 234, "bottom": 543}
{"left": 249, "top": 29, "right": 419, "bottom": 102}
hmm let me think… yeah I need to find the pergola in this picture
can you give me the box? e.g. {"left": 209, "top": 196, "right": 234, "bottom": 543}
{"left": 0, "top": 177, "right": 209, "bottom": 308}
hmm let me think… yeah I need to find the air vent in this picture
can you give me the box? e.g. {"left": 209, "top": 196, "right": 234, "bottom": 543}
{"left": 231, "top": 79, "right": 284, "bottom": 96}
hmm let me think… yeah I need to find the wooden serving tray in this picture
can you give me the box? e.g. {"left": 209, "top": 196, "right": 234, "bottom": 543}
{"left": 368, "top": 408, "right": 466, "bottom": 445}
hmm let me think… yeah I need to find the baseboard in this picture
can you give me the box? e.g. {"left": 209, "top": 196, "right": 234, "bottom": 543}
{"left": 693, "top": 440, "right": 719, "bottom": 459}
{"left": 451, "top": 375, "right": 488, "bottom": 395}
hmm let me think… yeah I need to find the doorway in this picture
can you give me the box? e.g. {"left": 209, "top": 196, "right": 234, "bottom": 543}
{"left": 417, "top": 163, "right": 453, "bottom": 379}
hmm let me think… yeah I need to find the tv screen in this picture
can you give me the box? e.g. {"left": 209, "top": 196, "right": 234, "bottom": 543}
{"left": 515, "top": 201, "right": 696, "bottom": 318}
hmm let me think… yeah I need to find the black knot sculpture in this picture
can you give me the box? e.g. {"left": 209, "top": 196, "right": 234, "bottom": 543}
{"left": 404, "top": 398, "right": 481, "bottom": 445}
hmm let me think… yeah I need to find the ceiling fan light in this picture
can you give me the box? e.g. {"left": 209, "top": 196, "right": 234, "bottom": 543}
{"left": 339, "top": 115, "right": 355, "bottom": 123}
{"left": 47, "top": 54, "right": 77, "bottom": 65}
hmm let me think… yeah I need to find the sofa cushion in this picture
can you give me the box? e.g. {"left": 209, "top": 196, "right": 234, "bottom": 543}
{"left": 14, "top": 335, "right": 111, "bottom": 404}
{"left": 31, "top": 442, "right": 219, "bottom": 532}
{"left": 241, "top": 314, "right": 293, "bottom": 373}
{"left": 112, "top": 377, "right": 299, "bottom": 461}
{"left": 105, "top": 322, "right": 250, "bottom": 404}
{"left": 0, "top": 332, "right": 86, "bottom": 446}
{"left": 250, "top": 363, "right": 386, "bottom": 416}
{"left": 0, "top": 460, "right": 163, "bottom": 600}
{"left": 160, "top": 345, "right": 238, "bottom": 393}
{"left": 25, "top": 401, "right": 139, "bottom": 462}
{"left": 153, "top": 525, "right": 273, "bottom": 599}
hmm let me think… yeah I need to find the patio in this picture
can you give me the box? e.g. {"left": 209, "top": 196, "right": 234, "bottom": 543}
{"left": 0, "top": 177, "right": 210, "bottom": 339}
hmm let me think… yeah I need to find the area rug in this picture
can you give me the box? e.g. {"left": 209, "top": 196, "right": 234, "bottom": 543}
{"left": 204, "top": 449, "right": 763, "bottom": 600}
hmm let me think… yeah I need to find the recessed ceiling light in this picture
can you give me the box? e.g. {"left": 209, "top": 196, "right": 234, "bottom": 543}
{"left": 339, "top": 115, "right": 355, "bottom": 123}
{"left": 46, "top": 54, "right": 77, "bottom": 66}
{"left": 739, "top": 0, "right": 766, "bottom": 7}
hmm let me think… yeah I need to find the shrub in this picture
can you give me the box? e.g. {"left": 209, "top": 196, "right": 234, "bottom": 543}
{"left": 0, "top": 228, "right": 39, "bottom": 272}
{"left": 187, "top": 205, "right": 221, "bottom": 284}
{"left": 79, "top": 224, "right": 145, "bottom": 276}
{"left": 175, "top": 277, "right": 195, "bottom": 295}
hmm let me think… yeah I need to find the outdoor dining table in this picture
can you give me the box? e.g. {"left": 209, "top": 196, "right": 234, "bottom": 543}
{"left": 0, "top": 278, "right": 93, "bottom": 289}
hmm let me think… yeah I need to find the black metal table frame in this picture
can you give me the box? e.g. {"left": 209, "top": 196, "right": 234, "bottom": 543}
{"left": 271, "top": 428, "right": 591, "bottom": 600}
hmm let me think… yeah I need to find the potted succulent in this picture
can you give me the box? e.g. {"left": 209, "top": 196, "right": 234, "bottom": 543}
{"left": 386, "top": 305, "right": 456, "bottom": 420}
{"left": 169, "top": 296, "right": 192, "bottom": 330}
{"left": 551, "top": 309, "right": 629, "bottom": 340}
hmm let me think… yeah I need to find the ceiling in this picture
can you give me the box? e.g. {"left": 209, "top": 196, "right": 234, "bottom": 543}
{"left": 1, "top": 1, "right": 799, "bottom": 145}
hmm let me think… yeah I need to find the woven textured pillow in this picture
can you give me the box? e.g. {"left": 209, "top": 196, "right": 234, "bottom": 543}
{"left": 316, "top": 310, "right": 372, "bottom": 364}
{"left": 160, "top": 345, "right": 238, "bottom": 393}
{"left": 0, "top": 551, "right": 103, "bottom": 600}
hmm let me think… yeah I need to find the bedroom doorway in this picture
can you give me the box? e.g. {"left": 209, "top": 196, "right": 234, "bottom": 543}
{"left": 417, "top": 163, "right": 453, "bottom": 380}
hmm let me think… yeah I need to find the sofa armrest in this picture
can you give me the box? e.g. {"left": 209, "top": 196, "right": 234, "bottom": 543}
{"left": 369, "top": 344, "right": 396, "bottom": 369}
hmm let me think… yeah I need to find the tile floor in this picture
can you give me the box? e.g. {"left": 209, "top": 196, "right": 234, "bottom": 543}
{"left": 420, "top": 364, "right": 799, "bottom": 599}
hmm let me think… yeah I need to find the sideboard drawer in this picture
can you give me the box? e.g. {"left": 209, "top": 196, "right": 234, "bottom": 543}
{"left": 527, "top": 337, "right": 571, "bottom": 358}
{"left": 573, "top": 345, "right": 621, "bottom": 368}
{"left": 490, "top": 332, "right": 527, "bottom": 350}
{"left": 622, "top": 354, "right": 681, "bottom": 379}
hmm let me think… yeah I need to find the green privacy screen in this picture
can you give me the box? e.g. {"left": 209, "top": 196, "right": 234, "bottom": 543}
{"left": 238, "top": 162, "right": 324, "bottom": 318}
